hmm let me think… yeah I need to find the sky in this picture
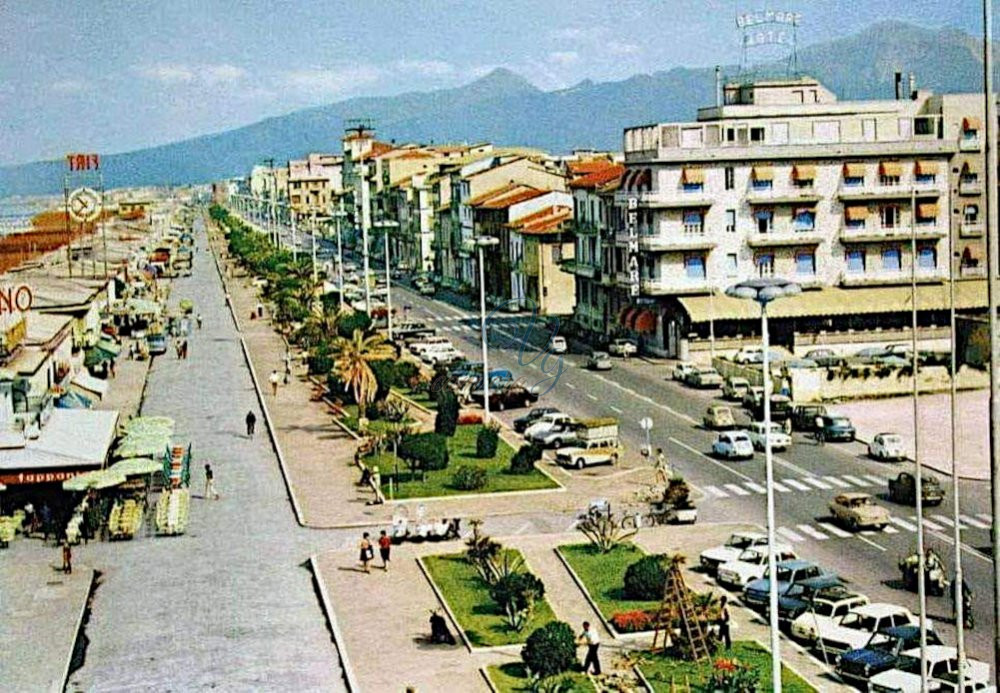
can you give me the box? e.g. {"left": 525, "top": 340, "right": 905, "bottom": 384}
{"left": 0, "top": 0, "right": 992, "bottom": 166}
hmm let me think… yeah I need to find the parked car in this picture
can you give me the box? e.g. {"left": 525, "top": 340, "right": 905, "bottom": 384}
{"left": 816, "top": 414, "right": 856, "bottom": 442}
{"left": 698, "top": 531, "right": 768, "bottom": 574}
{"left": 395, "top": 322, "right": 436, "bottom": 341}
{"left": 748, "top": 394, "right": 792, "bottom": 423}
{"left": 525, "top": 413, "right": 578, "bottom": 448}
{"left": 788, "top": 589, "right": 871, "bottom": 644}
{"left": 869, "top": 432, "right": 906, "bottom": 461}
{"left": 586, "top": 351, "right": 612, "bottom": 371}
{"left": 409, "top": 336, "right": 452, "bottom": 355}
{"left": 733, "top": 346, "right": 763, "bottom": 364}
{"left": 513, "top": 407, "right": 561, "bottom": 434}
{"left": 888, "top": 472, "right": 945, "bottom": 507}
{"left": 743, "top": 560, "right": 834, "bottom": 609}
{"left": 686, "top": 367, "right": 724, "bottom": 389}
{"left": 417, "top": 282, "right": 436, "bottom": 296}
{"left": 747, "top": 421, "right": 792, "bottom": 451}
{"left": 549, "top": 336, "right": 567, "bottom": 354}
{"left": 780, "top": 584, "right": 868, "bottom": 632}
{"left": 712, "top": 431, "right": 754, "bottom": 460}
{"left": 742, "top": 386, "right": 766, "bottom": 410}
{"left": 703, "top": 405, "right": 736, "bottom": 431}
{"left": 554, "top": 418, "right": 621, "bottom": 469}
{"left": 524, "top": 412, "right": 574, "bottom": 439}
{"left": 716, "top": 544, "right": 798, "bottom": 590}
{"left": 804, "top": 348, "right": 842, "bottom": 368}
{"left": 722, "top": 376, "right": 751, "bottom": 401}
{"left": 470, "top": 384, "right": 538, "bottom": 411}
{"left": 836, "top": 625, "right": 944, "bottom": 687}
{"left": 672, "top": 361, "right": 699, "bottom": 381}
{"left": 829, "top": 492, "right": 890, "bottom": 531}
{"left": 868, "top": 647, "right": 990, "bottom": 693}
{"left": 608, "top": 338, "right": 637, "bottom": 357}
{"left": 854, "top": 346, "right": 909, "bottom": 367}
{"left": 791, "top": 404, "right": 828, "bottom": 431}
{"left": 812, "top": 603, "right": 925, "bottom": 655}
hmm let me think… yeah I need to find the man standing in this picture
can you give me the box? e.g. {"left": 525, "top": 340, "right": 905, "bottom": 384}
{"left": 654, "top": 448, "right": 671, "bottom": 485}
{"left": 717, "top": 595, "right": 732, "bottom": 649}
{"left": 378, "top": 530, "right": 392, "bottom": 571}
{"left": 62, "top": 541, "right": 72, "bottom": 574}
{"left": 269, "top": 370, "right": 280, "bottom": 396}
{"left": 196, "top": 313, "right": 203, "bottom": 330}
{"left": 245, "top": 410, "right": 257, "bottom": 436}
{"left": 204, "top": 464, "right": 220, "bottom": 500}
{"left": 578, "top": 621, "right": 601, "bottom": 675}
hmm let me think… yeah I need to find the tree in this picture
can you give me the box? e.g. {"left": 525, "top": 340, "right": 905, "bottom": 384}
{"left": 435, "top": 386, "right": 459, "bottom": 436}
{"left": 398, "top": 432, "right": 449, "bottom": 478}
{"left": 521, "top": 621, "right": 577, "bottom": 680}
{"left": 624, "top": 554, "right": 668, "bottom": 601}
{"left": 330, "top": 329, "right": 395, "bottom": 408}
{"left": 336, "top": 310, "right": 373, "bottom": 338}
{"left": 490, "top": 571, "right": 545, "bottom": 631}
{"left": 510, "top": 443, "right": 543, "bottom": 474}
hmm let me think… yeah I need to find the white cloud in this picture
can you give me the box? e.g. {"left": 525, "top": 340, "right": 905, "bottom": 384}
{"left": 548, "top": 51, "right": 580, "bottom": 66}
{"left": 549, "top": 26, "right": 605, "bottom": 41}
{"left": 50, "top": 79, "right": 90, "bottom": 94}
{"left": 395, "top": 59, "right": 454, "bottom": 76}
{"left": 282, "top": 65, "right": 383, "bottom": 96}
{"left": 607, "top": 41, "right": 640, "bottom": 55}
{"left": 134, "top": 62, "right": 248, "bottom": 86}
{"left": 136, "top": 63, "right": 196, "bottom": 83}
{"left": 201, "top": 64, "right": 248, "bottom": 85}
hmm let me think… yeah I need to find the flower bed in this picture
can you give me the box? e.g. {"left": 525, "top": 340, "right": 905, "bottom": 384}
{"left": 487, "top": 662, "right": 594, "bottom": 692}
{"left": 557, "top": 543, "right": 659, "bottom": 632}
{"left": 638, "top": 641, "right": 815, "bottom": 692}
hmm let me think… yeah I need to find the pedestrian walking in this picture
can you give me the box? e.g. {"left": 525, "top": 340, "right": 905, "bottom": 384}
{"left": 369, "top": 466, "right": 385, "bottom": 505}
{"left": 204, "top": 464, "right": 220, "bottom": 499}
{"left": 814, "top": 416, "right": 825, "bottom": 446}
{"left": 654, "top": 448, "right": 671, "bottom": 484}
{"left": 245, "top": 410, "right": 257, "bottom": 436}
{"left": 359, "top": 532, "right": 374, "bottom": 574}
{"left": 109, "top": 359, "right": 116, "bottom": 378}
{"left": 269, "top": 370, "right": 280, "bottom": 396}
{"left": 256, "top": 301, "right": 264, "bottom": 319}
{"left": 378, "top": 530, "right": 392, "bottom": 571}
{"left": 196, "top": 313, "right": 203, "bottom": 329}
{"left": 62, "top": 541, "right": 72, "bottom": 574}
{"left": 181, "top": 339, "right": 189, "bottom": 359}
{"left": 717, "top": 595, "right": 732, "bottom": 649}
{"left": 578, "top": 621, "right": 601, "bottom": 675}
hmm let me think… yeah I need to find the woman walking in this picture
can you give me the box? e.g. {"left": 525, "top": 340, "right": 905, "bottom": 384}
{"left": 359, "top": 532, "right": 374, "bottom": 574}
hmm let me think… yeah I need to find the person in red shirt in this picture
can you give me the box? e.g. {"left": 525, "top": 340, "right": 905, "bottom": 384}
{"left": 378, "top": 530, "right": 392, "bottom": 572}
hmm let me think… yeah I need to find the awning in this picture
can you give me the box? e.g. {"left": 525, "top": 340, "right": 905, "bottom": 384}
{"left": 917, "top": 202, "right": 939, "bottom": 219}
{"left": 752, "top": 166, "right": 774, "bottom": 182}
{"left": 963, "top": 116, "right": 982, "bottom": 131}
{"left": 792, "top": 164, "right": 816, "bottom": 181}
{"left": 84, "top": 345, "right": 116, "bottom": 368}
{"left": 62, "top": 469, "right": 127, "bottom": 492}
{"left": 845, "top": 206, "right": 869, "bottom": 222}
{"left": 879, "top": 161, "right": 903, "bottom": 177}
{"left": 679, "top": 281, "right": 988, "bottom": 323}
{"left": 682, "top": 168, "right": 705, "bottom": 184}
{"left": 110, "top": 457, "right": 163, "bottom": 476}
{"left": 843, "top": 163, "right": 866, "bottom": 178}
{"left": 72, "top": 371, "right": 109, "bottom": 398}
{"left": 617, "top": 306, "right": 632, "bottom": 324}
{"left": 634, "top": 310, "right": 656, "bottom": 333}
{"left": 914, "top": 161, "right": 939, "bottom": 175}
{"left": 962, "top": 162, "right": 980, "bottom": 175}
{"left": 621, "top": 307, "right": 639, "bottom": 328}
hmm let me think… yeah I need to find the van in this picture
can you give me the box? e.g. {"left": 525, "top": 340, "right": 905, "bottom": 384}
{"left": 409, "top": 336, "right": 451, "bottom": 355}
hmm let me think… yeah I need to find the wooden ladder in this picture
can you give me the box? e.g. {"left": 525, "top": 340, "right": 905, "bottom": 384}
{"left": 651, "top": 563, "right": 712, "bottom": 661}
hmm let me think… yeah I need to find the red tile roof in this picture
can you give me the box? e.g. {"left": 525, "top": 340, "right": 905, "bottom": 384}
{"left": 566, "top": 158, "right": 617, "bottom": 175}
{"left": 471, "top": 184, "right": 547, "bottom": 210}
{"left": 356, "top": 141, "right": 395, "bottom": 161}
{"left": 508, "top": 205, "right": 572, "bottom": 234}
{"left": 568, "top": 162, "right": 625, "bottom": 190}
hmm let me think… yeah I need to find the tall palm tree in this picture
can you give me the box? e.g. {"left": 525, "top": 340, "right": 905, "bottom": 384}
{"left": 331, "top": 329, "right": 395, "bottom": 406}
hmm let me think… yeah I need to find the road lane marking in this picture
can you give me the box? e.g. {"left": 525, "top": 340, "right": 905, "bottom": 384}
{"left": 890, "top": 517, "right": 918, "bottom": 532}
{"left": 772, "top": 481, "right": 791, "bottom": 493}
{"left": 797, "top": 524, "right": 829, "bottom": 540}
{"left": 818, "top": 521, "right": 853, "bottom": 538}
{"left": 586, "top": 394, "right": 598, "bottom": 401}
{"left": 803, "top": 477, "right": 832, "bottom": 490}
{"left": 564, "top": 382, "right": 576, "bottom": 390}
{"left": 881, "top": 525, "right": 899, "bottom": 534}
{"left": 823, "top": 476, "right": 851, "bottom": 488}
{"left": 976, "top": 513, "right": 994, "bottom": 525}
{"left": 931, "top": 514, "right": 960, "bottom": 529}
{"left": 914, "top": 515, "right": 943, "bottom": 531}
{"left": 610, "top": 406, "right": 623, "bottom": 414}
{"left": 705, "top": 485, "right": 729, "bottom": 498}
{"left": 668, "top": 437, "right": 754, "bottom": 483}
{"left": 777, "top": 527, "right": 805, "bottom": 542}
{"left": 842, "top": 475, "right": 870, "bottom": 487}
{"left": 724, "top": 484, "right": 751, "bottom": 496}
{"left": 960, "top": 514, "right": 990, "bottom": 529}
{"left": 864, "top": 474, "right": 886, "bottom": 485}
{"left": 855, "top": 534, "right": 887, "bottom": 552}
{"left": 860, "top": 530, "right": 876, "bottom": 536}
{"left": 783, "top": 479, "right": 812, "bottom": 492}
{"left": 745, "top": 481, "right": 767, "bottom": 494}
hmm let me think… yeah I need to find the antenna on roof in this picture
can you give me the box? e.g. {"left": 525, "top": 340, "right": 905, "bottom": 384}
{"left": 344, "top": 117, "right": 376, "bottom": 137}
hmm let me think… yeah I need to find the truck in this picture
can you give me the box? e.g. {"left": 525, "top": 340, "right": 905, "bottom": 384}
{"left": 555, "top": 418, "right": 621, "bottom": 469}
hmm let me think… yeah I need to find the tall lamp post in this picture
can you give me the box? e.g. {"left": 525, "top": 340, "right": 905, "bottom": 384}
{"left": 374, "top": 217, "right": 400, "bottom": 341}
{"left": 475, "top": 236, "right": 500, "bottom": 421}
{"left": 725, "top": 277, "right": 801, "bottom": 693}
{"left": 331, "top": 207, "right": 348, "bottom": 312}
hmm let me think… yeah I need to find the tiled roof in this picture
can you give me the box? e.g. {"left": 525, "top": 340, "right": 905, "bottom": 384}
{"left": 569, "top": 163, "right": 625, "bottom": 190}
{"left": 357, "top": 141, "right": 395, "bottom": 161}
{"left": 508, "top": 206, "right": 572, "bottom": 234}
{"left": 566, "top": 158, "right": 617, "bottom": 175}
{"left": 469, "top": 183, "right": 546, "bottom": 209}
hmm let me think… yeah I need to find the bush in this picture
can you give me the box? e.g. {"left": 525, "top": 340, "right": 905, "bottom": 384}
{"left": 623, "top": 554, "right": 667, "bottom": 601}
{"left": 308, "top": 344, "right": 334, "bottom": 376}
{"left": 435, "top": 387, "right": 459, "bottom": 436}
{"left": 510, "top": 443, "right": 542, "bottom": 475}
{"left": 398, "top": 432, "right": 449, "bottom": 472}
{"left": 490, "top": 571, "right": 546, "bottom": 631}
{"left": 521, "top": 621, "right": 577, "bottom": 680}
{"left": 452, "top": 465, "right": 488, "bottom": 490}
{"left": 336, "top": 311, "right": 372, "bottom": 338}
{"left": 611, "top": 610, "right": 654, "bottom": 633}
{"left": 476, "top": 422, "right": 500, "bottom": 458}
{"left": 371, "top": 360, "right": 421, "bottom": 401}
{"left": 326, "top": 373, "right": 357, "bottom": 405}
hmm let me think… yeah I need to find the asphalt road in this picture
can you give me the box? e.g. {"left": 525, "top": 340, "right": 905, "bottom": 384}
{"left": 383, "top": 272, "right": 997, "bottom": 671}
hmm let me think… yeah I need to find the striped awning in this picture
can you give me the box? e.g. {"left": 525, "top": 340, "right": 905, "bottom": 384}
{"left": 792, "top": 164, "right": 816, "bottom": 181}
{"left": 914, "top": 161, "right": 939, "bottom": 175}
{"left": 682, "top": 168, "right": 705, "bottom": 184}
{"left": 879, "top": 161, "right": 903, "bottom": 177}
{"left": 917, "top": 202, "right": 939, "bottom": 218}
{"left": 752, "top": 166, "right": 774, "bottom": 182}
{"left": 964, "top": 116, "right": 982, "bottom": 131}
{"left": 962, "top": 161, "right": 980, "bottom": 175}
{"left": 843, "top": 163, "right": 866, "bottom": 178}
{"left": 634, "top": 310, "right": 656, "bottom": 333}
{"left": 845, "top": 206, "right": 869, "bottom": 221}
{"left": 620, "top": 307, "right": 639, "bottom": 327}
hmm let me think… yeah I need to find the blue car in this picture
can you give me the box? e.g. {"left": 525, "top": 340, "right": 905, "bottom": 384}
{"left": 835, "top": 625, "right": 942, "bottom": 686}
{"left": 743, "top": 560, "right": 833, "bottom": 610}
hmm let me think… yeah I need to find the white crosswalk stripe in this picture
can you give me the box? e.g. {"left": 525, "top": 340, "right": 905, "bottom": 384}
{"left": 882, "top": 525, "right": 899, "bottom": 534}
{"left": 724, "top": 483, "right": 751, "bottom": 496}
{"left": 705, "top": 485, "right": 729, "bottom": 498}
{"left": 890, "top": 516, "right": 918, "bottom": 532}
{"left": 818, "top": 520, "right": 853, "bottom": 538}
{"left": 931, "top": 514, "right": 959, "bottom": 528}
{"left": 961, "top": 514, "right": 990, "bottom": 529}
{"left": 976, "top": 513, "right": 994, "bottom": 526}
{"left": 745, "top": 481, "right": 767, "bottom": 494}
{"left": 803, "top": 477, "right": 832, "bottom": 490}
{"left": 823, "top": 476, "right": 851, "bottom": 488}
{"left": 915, "top": 516, "right": 943, "bottom": 531}
{"left": 776, "top": 527, "right": 805, "bottom": 542}
{"left": 864, "top": 474, "right": 887, "bottom": 485}
{"left": 797, "top": 524, "right": 829, "bottom": 540}
{"left": 783, "top": 479, "right": 812, "bottom": 492}
{"left": 860, "top": 530, "right": 876, "bottom": 536}
{"left": 772, "top": 481, "right": 791, "bottom": 493}
{"left": 842, "top": 475, "right": 870, "bottom": 486}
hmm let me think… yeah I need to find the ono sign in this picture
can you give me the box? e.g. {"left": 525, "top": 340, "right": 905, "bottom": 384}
{"left": 0, "top": 285, "right": 33, "bottom": 314}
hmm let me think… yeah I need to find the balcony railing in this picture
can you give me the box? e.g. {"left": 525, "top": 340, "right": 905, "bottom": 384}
{"left": 744, "top": 188, "right": 823, "bottom": 205}
{"left": 746, "top": 229, "right": 825, "bottom": 247}
{"left": 837, "top": 181, "right": 942, "bottom": 201}
{"left": 638, "top": 233, "right": 717, "bottom": 252}
{"left": 615, "top": 190, "right": 714, "bottom": 209}
{"left": 840, "top": 223, "right": 947, "bottom": 243}
{"left": 959, "top": 180, "right": 983, "bottom": 195}
{"left": 961, "top": 265, "right": 986, "bottom": 278}
{"left": 840, "top": 266, "right": 948, "bottom": 286}
{"left": 960, "top": 136, "right": 982, "bottom": 152}
{"left": 960, "top": 221, "right": 985, "bottom": 238}
{"left": 638, "top": 276, "right": 711, "bottom": 295}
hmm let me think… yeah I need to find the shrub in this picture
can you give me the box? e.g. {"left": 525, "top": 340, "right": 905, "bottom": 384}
{"left": 521, "top": 621, "right": 577, "bottom": 680}
{"left": 476, "top": 422, "right": 501, "bottom": 458}
{"left": 490, "top": 571, "right": 546, "bottom": 631}
{"left": 452, "top": 465, "right": 487, "bottom": 491}
{"left": 623, "top": 554, "right": 667, "bottom": 601}
{"left": 398, "top": 432, "right": 449, "bottom": 472}
{"left": 510, "top": 443, "right": 542, "bottom": 475}
{"left": 611, "top": 610, "right": 653, "bottom": 633}
{"left": 576, "top": 509, "right": 637, "bottom": 553}
{"left": 370, "top": 360, "right": 422, "bottom": 401}
{"left": 435, "top": 387, "right": 459, "bottom": 436}
{"left": 708, "top": 657, "right": 761, "bottom": 693}
{"left": 336, "top": 311, "right": 372, "bottom": 338}
{"left": 308, "top": 344, "right": 334, "bottom": 376}
{"left": 326, "top": 373, "right": 357, "bottom": 404}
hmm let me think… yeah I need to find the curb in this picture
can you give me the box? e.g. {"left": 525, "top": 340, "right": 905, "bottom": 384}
{"left": 479, "top": 666, "right": 499, "bottom": 693}
{"left": 632, "top": 664, "right": 655, "bottom": 692}
{"left": 551, "top": 546, "right": 620, "bottom": 640}
{"left": 308, "top": 555, "right": 361, "bottom": 693}
{"left": 60, "top": 568, "right": 96, "bottom": 692}
{"left": 414, "top": 555, "right": 473, "bottom": 653}
{"left": 383, "top": 482, "right": 564, "bottom": 506}
{"left": 389, "top": 388, "right": 433, "bottom": 416}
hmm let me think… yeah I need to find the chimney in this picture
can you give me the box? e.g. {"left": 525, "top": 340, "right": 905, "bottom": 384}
{"left": 909, "top": 73, "right": 917, "bottom": 100}
{"left": 715, "top": 66, "right": 722, "bottom": 107}
{"left": 894, "top": 72, "right": 903, "bottom": 100}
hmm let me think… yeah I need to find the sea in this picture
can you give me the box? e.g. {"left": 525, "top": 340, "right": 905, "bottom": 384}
{"left": 0, "top": 196, "right": 60, "bottom": 235}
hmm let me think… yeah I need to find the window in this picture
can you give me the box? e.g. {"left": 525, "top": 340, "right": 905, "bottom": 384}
{"left": 725, "top": 128, "right": 736, "bottom": 143}
{"left": 755, "top": 253, "right": 775, "bottom": 277}
{"left": 685, "top": 255, "right": 706, "bottom": 279}
{"left": 552, "top": 245, "right": 562, "bottom": 263}
{"left": 961, "top": 170, "right": 979, "bottom": 186}
{"left": 752, "top": 178, "right": 773, "bottom": 191}
{"left": 771, "top": 122, "right": 789, "bottom": 144}
{"left": 750, "top": 127, "right": 766, "bottom": 143}
{"left": 918, "top": 245, "right": 937, "bottom": 269}
{"left": 724, "top": 167, "right": 735, "bottom": 190}
{"left": 726, "top": 253, "right": 738, "bottom": 276}
{"left": 862, "top": 119, "right": 876, "bottom": 142}
{"left": 681, "top": 127, "right": 703, "bottom": 148}
{"left": 814, "top": 120, "right": 840, "bottom": 143}
{"left": 915, "top": 172, "right": 936, "bottom": 184}
{"left": 755, "top": 209, "right": 774, "bottom": 234}
{"left": 882, "top": 247, "right": 901, "bottom": 271}
{"left": 725, "top": 209, "right": 736, "bottom": 233}
{"left": 793, "top": 208, "right": 815, "bottom": 230}
{"left": 846, "top": 249, "right": 866, "bottom": 273}
{"left": 880, "top": 206, "right": 900, "bottom": 228}
{"left": 683, "top": 181, "right": 704, "bottom": 192}
{"left": 965, "top": 204, "right": 980, "bottom": 223}
{"left": 683, "top": 211, "right": 704, "bottom": 234}
{"left": 879, "top": 174, "right": 900, "bottom": 187}
{"left": 914, "top": 117, "right": 934, "bottom": 136}
{"left": 796, "top": 251, "right": 816, "bottom": 276}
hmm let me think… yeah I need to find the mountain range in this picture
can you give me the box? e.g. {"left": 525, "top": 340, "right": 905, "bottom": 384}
{"left": 0, "top": 20, "right": 994, "bottom": 197}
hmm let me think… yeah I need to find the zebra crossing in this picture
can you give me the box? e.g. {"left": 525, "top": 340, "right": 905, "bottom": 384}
{"left": 702, "top": 473, "right": 889, "bottom": 499}
{"left": 764, "top": 512, "right": 995, "bottom": 545}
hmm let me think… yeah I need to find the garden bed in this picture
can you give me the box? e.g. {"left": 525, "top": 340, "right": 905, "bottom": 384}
{"left": 339, "top": 402, "right": 416, "bottom": 436}
{"left": 367, "top": 424, "right": 557, "bottom": 500}
{"left": 558, "top": 543, "right": 659, "bottom": 632}
{"left": 393, "top": 385, "right": 437, "bottom": 411}
{"left": 422, "top": 552, "right": 557, "bottom": 647}
{"left": 638, "top": 641, "right": 815, "bottom": 692}
{"left": 487, "top": 662, "right": 594, "bottom": 692}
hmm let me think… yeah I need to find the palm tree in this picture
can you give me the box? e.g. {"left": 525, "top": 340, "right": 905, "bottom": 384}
{"left": 331, "top": 329, "right": 395, "bottom": 407}
{"left": 295, "top": 301, "right": 342, "bottom": 349}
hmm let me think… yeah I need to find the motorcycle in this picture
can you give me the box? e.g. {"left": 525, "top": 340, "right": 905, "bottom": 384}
{"left": 898, "top": 548, "right": 949, "bottom": 596}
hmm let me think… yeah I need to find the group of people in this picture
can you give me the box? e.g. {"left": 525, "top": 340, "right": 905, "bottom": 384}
{"left": 358, "top": 531, "right": 393, "bottom": 574}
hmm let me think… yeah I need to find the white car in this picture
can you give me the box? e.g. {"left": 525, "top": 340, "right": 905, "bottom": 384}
{"left": 608, "top": 338, "right": 637, "bottom": 357}
{"left": 788, "top": 591, "right": 870, "bottom": 644}
{"left": 698, "top": 531, "right": 767, "bottom": 574}
{"left": 550, "top": 336, "right": 567, "bottom": 354}
{"left": 712, "top": 431, "right": 754, "bottom": 460}
{"left": 409, "top": 336, "right": 452, "bottom": 355}
{"left": 815, "top": 603, "right": 924, "bottom": 654}
{"left": 716, "top": 545, "right": 798, "bottom": 589}
{"left": 422, "top": 346, "right": 463, "bottom": 365}
{"left": 747, "top": 421, "right": 792, "bottom": 452}
{"left": 733, "top": 346, "right": 763, "bottom": 364}
{"left": 523, "top": 413, "right": 575, "bottom": 440}
{"left": 869, "top": 646, "right": 990, "bottom": 693}
{"left": 672, "top": 361, "right": 699, "bottom": 381}
{"left": 869, "top": 432, "right": 906, "bottom": 461}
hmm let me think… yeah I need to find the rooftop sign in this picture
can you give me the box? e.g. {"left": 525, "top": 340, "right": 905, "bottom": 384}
{"left": 736, "top": 10, "right": 801, "bottom": 28}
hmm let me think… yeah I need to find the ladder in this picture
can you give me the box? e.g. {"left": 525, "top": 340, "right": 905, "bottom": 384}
{"left": 651, "top": 562, "right": 712, "bottom": 661}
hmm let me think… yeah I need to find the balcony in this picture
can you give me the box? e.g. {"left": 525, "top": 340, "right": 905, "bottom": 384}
{"left": 744, "top": 188, "right": 823, "bottom": 206}
{"left": 840, "top": 223, "right": 947, "bottom": 243}
{"left": 960, "top": 136, "right": 982, "bottom": 152}
{"left": 746, "top": 229, "right": 825, "bottom": 247}
{"left": 639, "top": 232, "right": 716, "bottom": 252}
{"left": 616, "top": 190, "right": 713, "bottom": 209}
{"left": 837, "top": 182, "right": 941, "bottom": 202}
{"left": 961, "top": 265, "right": 986, "bottom": 278}
{"left": 959, "top": 180, "right": 983, "bottom": 195}
{"left": 840, "top": 266, "right": 948, "bottom": 286}
{"left": 560, "top": 259, "right": 599, "bottom": 278}
{"left": 640, "top": 277, "right": 712, "bottom": 295}
{"left": 961, "top": 221, "right": 985, "bottom": 238}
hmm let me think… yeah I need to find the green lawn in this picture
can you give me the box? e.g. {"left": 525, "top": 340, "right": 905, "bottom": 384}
{"left": 638, "top": 641, "right": 815, "bottom": 692}
{"left": 393, "top": 386, "right": 437, "bottom": 410}
{"left": 422, "top": 552, "right": 557, "bottom": 647}
{"left": 339, "top": 403, "right": 415, "bottom": 436}
{"left": 487, "top": 663, "right": 594, "bottom": 692}
{"left": 368, "top": 424, "right": 557, "bottom": 500}
{"left": 558, "top": 543, "right": 659, "bottom": 622}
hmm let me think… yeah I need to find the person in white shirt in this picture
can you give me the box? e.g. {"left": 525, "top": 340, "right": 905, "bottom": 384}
{"left": 269, "top": 370, "right": 280, "bottom": 396}
{"left": 579, "top": 621, "right": 601, "bottom": 675}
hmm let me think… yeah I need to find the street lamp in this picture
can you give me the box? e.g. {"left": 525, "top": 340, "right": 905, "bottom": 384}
{"left": 475, "top": 236, "right": 500, "bottom": 421}
{"left": 725, "top": 277, "right": 801, "bottom": 693}
{"left": 331, "top": 206, "right": 349, "bottom": 312}
{"left": 374, "top": 217, "right": 400, "bottom": 341}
